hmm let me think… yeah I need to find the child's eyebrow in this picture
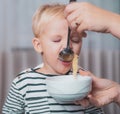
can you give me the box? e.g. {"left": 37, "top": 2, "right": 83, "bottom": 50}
{"left": 51, "top": 34, "right": 63, "bottom": 40}
{"left": 52, "top": 32, "right": 67, "bottom": 37}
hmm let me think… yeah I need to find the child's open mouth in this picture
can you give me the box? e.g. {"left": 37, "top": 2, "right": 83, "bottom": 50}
{"left": 59, "top": 59, "right": 72, "bottom": 66}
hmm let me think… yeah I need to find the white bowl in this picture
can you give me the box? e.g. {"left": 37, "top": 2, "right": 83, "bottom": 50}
{"left": 46, "top": 75, "right": 92, "bottom": 103}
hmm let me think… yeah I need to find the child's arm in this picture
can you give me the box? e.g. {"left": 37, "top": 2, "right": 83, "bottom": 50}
{"left": 2, "top": 81, "right": 24, "bottom": 113}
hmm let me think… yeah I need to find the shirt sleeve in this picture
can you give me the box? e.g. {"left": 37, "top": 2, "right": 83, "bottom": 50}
{"left": 2, "top": 81, "right": 25, "bottom": 114}
{"left": 84, "top": 105, "right": 105, "bottom": 114}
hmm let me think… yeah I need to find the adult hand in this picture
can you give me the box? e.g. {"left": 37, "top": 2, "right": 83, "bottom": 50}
{"left": 78, "top": 69, "right": 120, "bottom": 107}
{"left": 64, "top": 2, "right": 120, "bottom": 38}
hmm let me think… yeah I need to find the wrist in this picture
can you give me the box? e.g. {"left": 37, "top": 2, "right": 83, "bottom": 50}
{"left": 107, "top": 12, "right": 120, "bottom": 38}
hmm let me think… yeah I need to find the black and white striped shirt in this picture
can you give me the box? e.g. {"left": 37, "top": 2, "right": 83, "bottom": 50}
{"left": 2, "top": 66, "right": 105, "bottom": 114}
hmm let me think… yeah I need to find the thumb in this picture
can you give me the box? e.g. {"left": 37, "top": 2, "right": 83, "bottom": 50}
{"left": 88, "top": 94, "right": 113, "bottom": 107}
{"left": 79, "top": 69, "right": 99, "bottom": 81}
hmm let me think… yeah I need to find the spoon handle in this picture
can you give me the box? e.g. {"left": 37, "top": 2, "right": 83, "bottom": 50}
{"left": 67, "top": 27, "right": 71, "bottom": 49}
{"left": 69, "top": 0, "right": 76, "bottom": 2}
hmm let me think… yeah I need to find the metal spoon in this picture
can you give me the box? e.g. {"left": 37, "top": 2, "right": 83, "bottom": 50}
{"left": 58, "top": 0, "right": 77, "bottom": 62}
{"left": 58, "top": 28, "right": 74, "bottom": 62}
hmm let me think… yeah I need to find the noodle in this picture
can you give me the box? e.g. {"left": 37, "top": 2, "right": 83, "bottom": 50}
{"left": 72, "top": 54, "right": 78, "bottom": 77}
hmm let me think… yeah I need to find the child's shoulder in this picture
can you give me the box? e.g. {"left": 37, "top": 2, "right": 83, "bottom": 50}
{"left": 13, "top": 64, "right": 44, "bottom": 84}
{"left": 17, "top": 68, "right": 33, "bottom": 78}
{"left": 13, "top": 68, "right": 35, "bottom": 84}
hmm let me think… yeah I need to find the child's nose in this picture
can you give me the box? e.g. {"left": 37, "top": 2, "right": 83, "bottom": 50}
{"left": 61, "top": 40, "right": 67, "bottom": 48}
{"left": 62, "top": 39, "right": 73, "bottom": 49}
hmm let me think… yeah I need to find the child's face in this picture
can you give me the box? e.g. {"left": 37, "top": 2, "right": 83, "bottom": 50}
{"left": 34, "top": 17, "right": 82, "bottom": 75}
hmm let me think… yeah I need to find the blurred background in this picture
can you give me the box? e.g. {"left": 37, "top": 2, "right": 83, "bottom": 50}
{"left": 0, "top": 0, "right": 120, "bottom": 113}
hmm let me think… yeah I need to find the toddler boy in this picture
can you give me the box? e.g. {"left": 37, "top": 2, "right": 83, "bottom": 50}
{"left": 2, "top": 4, "right": 104, "bottom": 114}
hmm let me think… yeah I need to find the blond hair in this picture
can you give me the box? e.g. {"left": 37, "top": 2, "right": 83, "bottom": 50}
{"left": 32, "top": 4, "right": 66, "bottom": 38}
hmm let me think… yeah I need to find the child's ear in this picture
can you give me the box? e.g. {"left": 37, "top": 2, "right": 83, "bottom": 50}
{"left": 32, "top": 37, "right": 43, "bottom": 53}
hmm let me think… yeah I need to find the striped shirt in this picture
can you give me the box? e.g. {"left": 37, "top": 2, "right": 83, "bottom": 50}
{"left": 2, "top": 65, "right": 105, "bottom": 114}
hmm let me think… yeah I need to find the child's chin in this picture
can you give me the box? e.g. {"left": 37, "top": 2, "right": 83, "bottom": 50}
{"left": 60, "top": 70, "right": 70, "bottom": 75}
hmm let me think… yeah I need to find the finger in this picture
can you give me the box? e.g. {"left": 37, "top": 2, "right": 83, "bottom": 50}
{"left": 76, "top": 22, "right": 87, "bottom": 34}
{"left": 80, "top": 69, "right": 100, "bottom": 82}
{"left": 66, "top": 11, "right": 78, "bottom": 23}
{"left": 70, "top": 16, "right": 82, "bottom": 30}
{"left": 88, "top": 94, "right": 113, "bottom": 107}
{"left": 79, "top": 69, "right": 101, "bottom": 86}
{"left": 79, "top": 69, "right": 91, "bottom": 76}
{"left": 66, "top": 9, "right": 80, "bottom": 24}
{"left": 64, "top": 2, "right": 80, "bottom": 17}
{"left": 78, "top": 31, "right": 87, "bottom": 38}
{"left": 70, "top": 20, "right": 78, "bottom": 30}
{"left": 87, "top": 95, "right": 99, "bottom": 106}
{"left": 82, "top": 31, "right": 87, "bottom": 38}
{"left": 75, "top": 99, "right": 90, "bottom": 107}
